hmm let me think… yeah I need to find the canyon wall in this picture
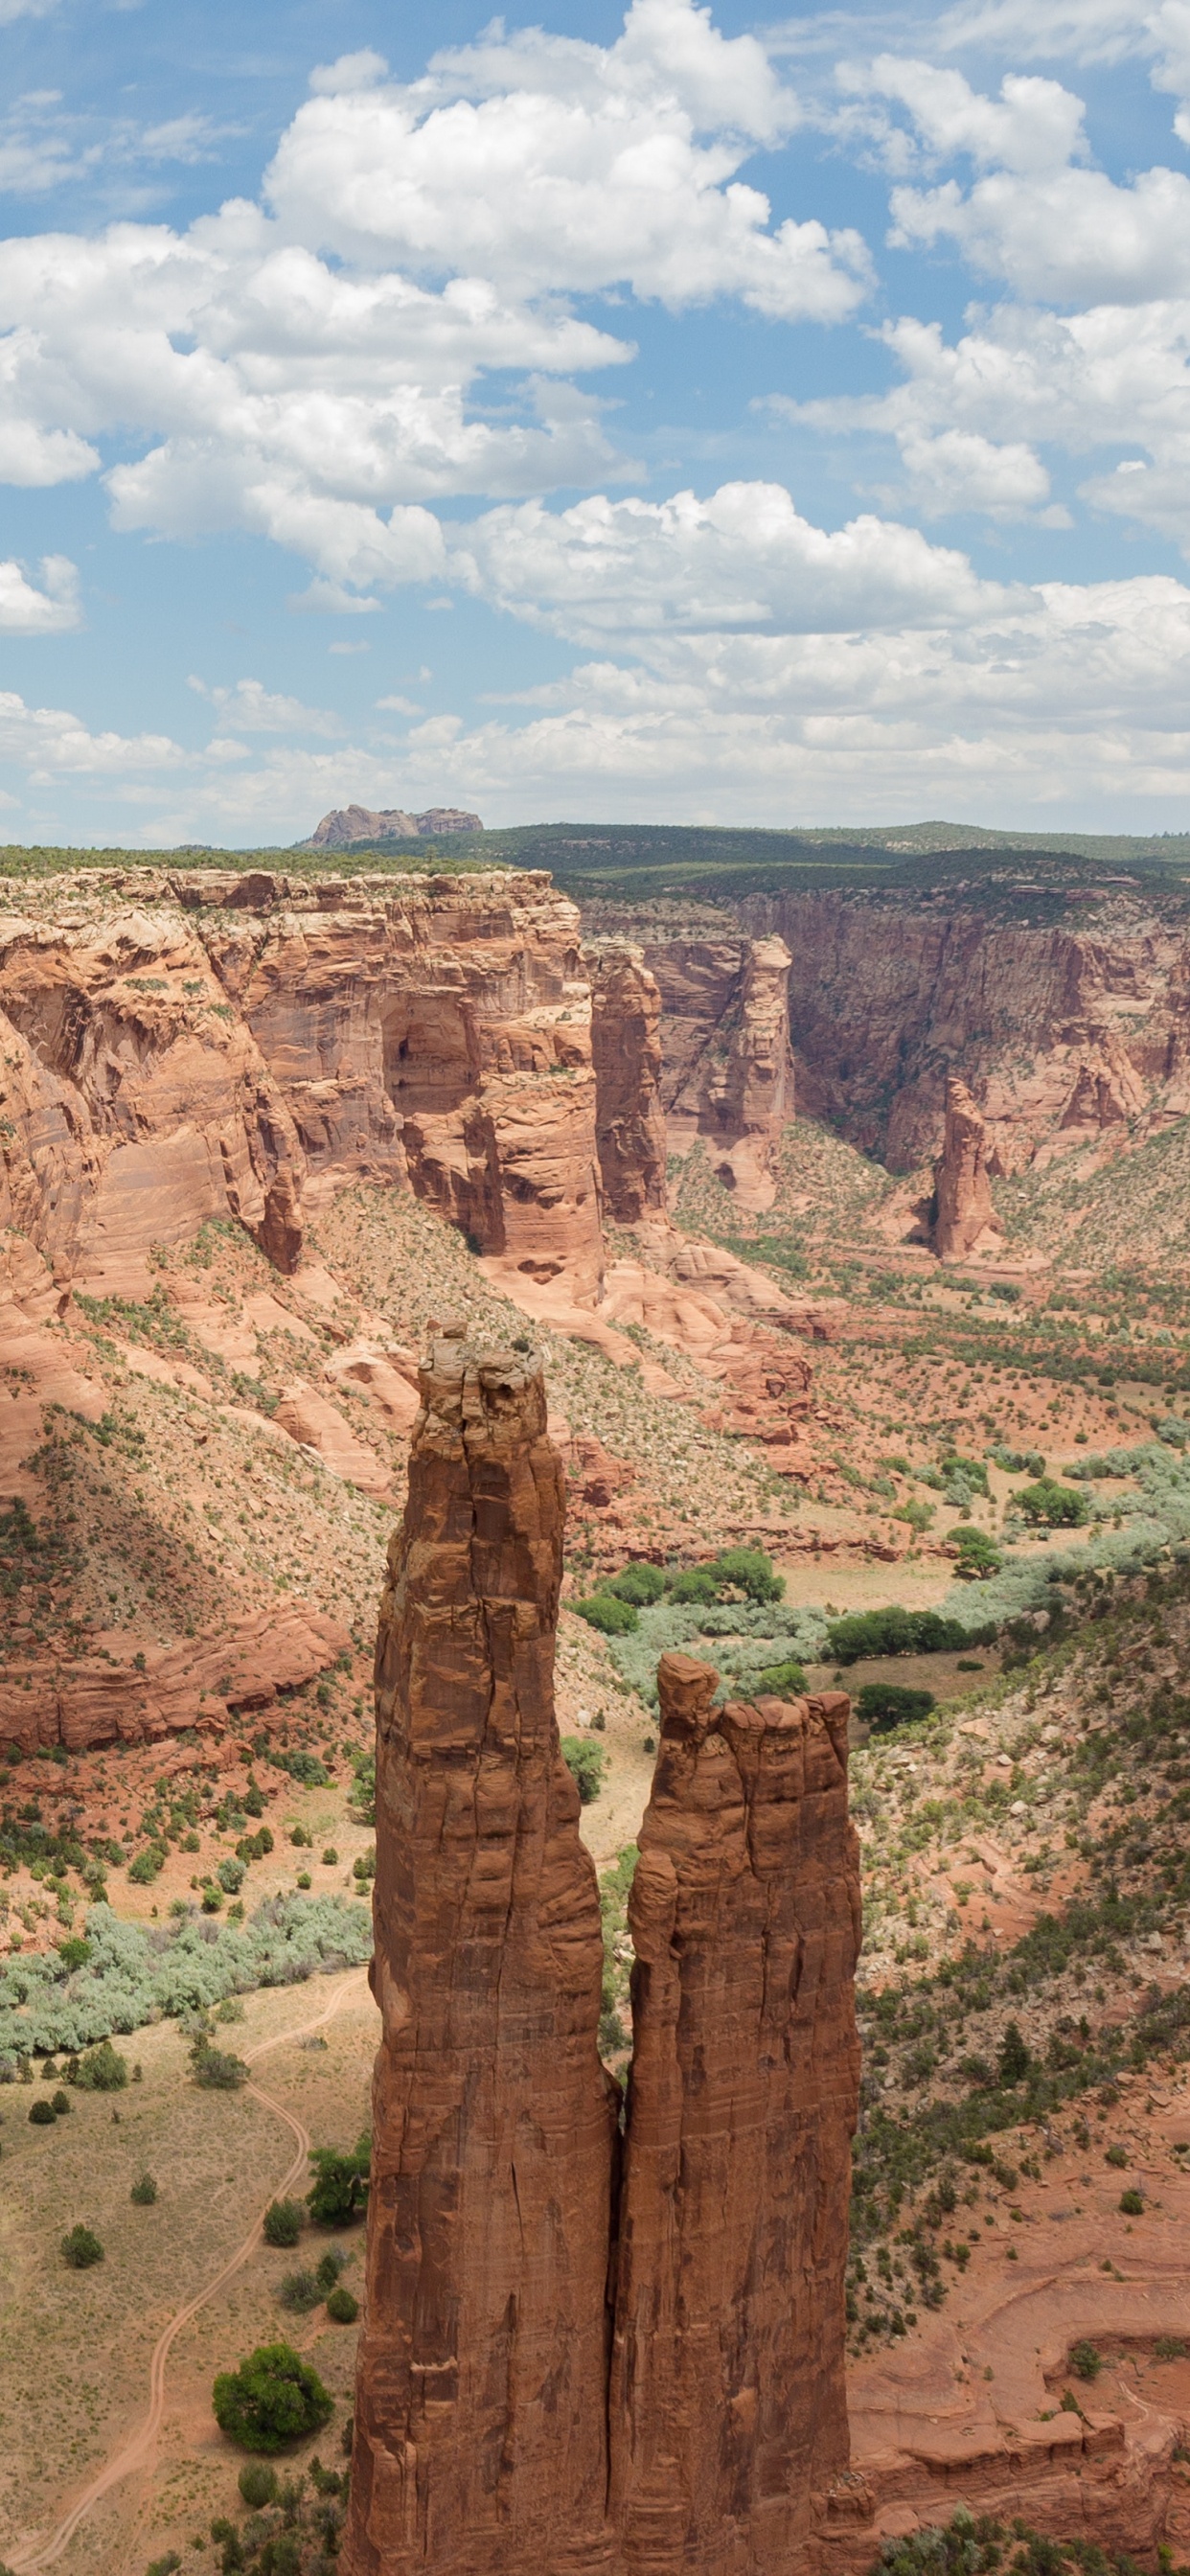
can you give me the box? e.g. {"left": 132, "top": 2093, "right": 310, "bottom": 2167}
{"left": 344, "top": 1334, "right": 617, "bottom": 2576}
{"left": 588, "top": 944, "right": 669, "bottom": 1223}
{"left": 644, "top": 934, "right": 794, "bottom": 1210}
{"left": 347, "top": 1346, "right": 860, "bottom": 2576}
{"left": 611, "top": 1652, "right": 861, "bottom": 2576}
{"left": 733, "top": 887, "right": 1183, "bottom": 1175}
{"left": 0, "top": 866, "right": 604, "bottom": 1300}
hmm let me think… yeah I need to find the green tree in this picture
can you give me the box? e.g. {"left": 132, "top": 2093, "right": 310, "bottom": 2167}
{"left": 61, "top": 2223, "right": 103, "bottom": 2268}
{"left": 1017, "top": 1480, "right": 1088, "bottom": 1528}
{"left": 573, "top": 1591, "right": 638, "bottom": 1635}
{"left": 606, "top": 1561, "right": 666, "bottom": 1605}
{"left": 73, "top": 2038, "right": 128, "bottom": 2091}
{"left": 997, "top": 2020, "right": 1031, "bottom": 2085}
{"left": 212, "top": 2342, "right": 332, "bottom": 2454}
{"left": 307, "top": 2140, "right": 369, "bottom": 2226}
{"left": 561, "top": 1737, "right": 605, "bottom": 1805}
{"left": 855, "top": 1683, "right": 936, "bottom": 1734}
{"left": 953, "top": 1528, "right": 1002, "bottom": 1579}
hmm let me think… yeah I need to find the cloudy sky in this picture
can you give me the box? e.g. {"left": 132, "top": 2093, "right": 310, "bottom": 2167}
{"left": 2, "top": 0, "right": 1190, "bottom": 843}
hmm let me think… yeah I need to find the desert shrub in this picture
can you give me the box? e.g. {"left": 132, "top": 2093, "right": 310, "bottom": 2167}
{"left": 855, "top": 1684, "right": 936, "bottom": 1733}
{"left": 1069, "top": 2339, "right": 1102, "bottom": 2380}
{"left": 131, "top": 2172, "right": 158, "bottom": 2204}
{"left": 1104, "top": 2144, "right": 1128, "bottom": 2169}
{"left": 326, "top": 2284, "right": 358, "bottom": 2323}
{"left": 606, "top": 1561, "right": 666, "bottom": 1605}
{"left": 146, "top": 2555, "right": 181, "bottom": 2576}
{"left": 352, "top": 1850, "right": 376, "bottom": 1883}
{"left": 61, "top": 2223, "right": 103, "bottom": 2268}
{"left": 749, "top": 1658, "right": 808, "bottom": 1700}
{"left": 239, "top": 2461, "right": 278, "bottom": 2508}
{"left": 315, "top": 2250, "right": 346, "bottom": 2291}
{"left": 57, "top": 1936, "right": 90, "bottom": 1971}
{"left": 321, "top": 1847, "right": 338, "bottom": 1866}
{"left": 50, "top": 2088, "right": 70, "bottom": 2115}
{"left": 991, "top": 1446, "right": 1046, "bottom": 1476}
{"left": 235, "top": 1828, "right": 274, "bottom": 1863}
{"left": 212, "top": 2342, "right": 333, "bottom": 2452}
{"left": 29, "top": 2097, "right": 55, "bottom": 2124}
{"left": 270, "top": 1750, "right": 330, "bottom": 1787}
{"left": 573, "top": 1591, "right": 638, "bottom": 1635}
{"left": 561, "top": 1737, "right": 605, "bottom": 1805}
{"left": 279, "top": 2268, "right": 322, "bottom": 2312}
{"left": 127, "top": 1849, "right": 164, "bottom": 1885}
{"left": 1018, "top": 1480, "right": 1089, "bottom": 1528}
{"left": 307, "top": 2138, "right": 369, "bottom": 2226}
{"left": 1156, "top": 2336, "right": 1186, "bottom": 2359}
{"left": 217, "top": 1858, "right": 245, "bottom": 1896}
{"left": 263, "top": 2198, "right": 304, "bottom": 2246}
{"left": 1119, "top": 2188, "right": 1144, "bottom": 2215}
{"left": 0, "top": 1894, "right": 371, "bottom": 2061}
{"left": 192, "top": 2036, "right": 249, "bottom": 2089}
{"left": 75, "top": 2037, "right": 129, "bottom": 2088}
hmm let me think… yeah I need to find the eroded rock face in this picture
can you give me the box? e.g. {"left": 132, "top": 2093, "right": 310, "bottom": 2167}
{"left": 645, "top": 934, "right": 794, "bottom": 1212}
{"left": 610, "top": 1652, "right": 861, "bottom": 2576}
{"left": 933, "top": 1077, "right": 1001, "bottom": 1262}
{"left": 343, "top": 1336, "right": 617, "bottom": 2576}
{"left": 589, "top": 944, "right": 669, "bottom": 1222}
{"left": 0, "top": 867, "right": 603, "bottom": 1300}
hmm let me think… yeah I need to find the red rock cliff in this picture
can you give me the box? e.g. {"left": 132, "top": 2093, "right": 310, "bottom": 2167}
{"left": 644, "top": 935, "right": 794, "bottom": 1212}
{"left": 610, "top": 1652, "right": 861, "bottom": 2576}
{"left": 731, "top": 886, "right": 1171, "bottom": 1175}
{"left": 0, "top": 866, "right": 603, "bottom": 1300}
{"left": 933, "top": 1077, "right": 1001, "bottom": 1262}
{"left": 588, "top": 943, "right": 669, "bottom": 1223}
{"left": 342, "top": 1334, "right": 618, "bottom": 2576}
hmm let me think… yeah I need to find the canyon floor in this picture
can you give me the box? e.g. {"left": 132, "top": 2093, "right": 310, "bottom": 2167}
{"left": 5, "top": 1104, "right": 1190, "bottom": 2574}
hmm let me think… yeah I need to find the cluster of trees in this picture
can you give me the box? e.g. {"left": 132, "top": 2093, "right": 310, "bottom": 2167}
{"left": 0, "top": 1894, "right": 372, "bottom": 2062}
{"left": 575, "top": 1548, "right": 783, "bottom": 1637}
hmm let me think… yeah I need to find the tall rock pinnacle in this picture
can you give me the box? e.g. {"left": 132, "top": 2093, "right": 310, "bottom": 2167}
{"left": 609, "top": 1654, "right": 861, "bottom": 2576}
{"left": 346, "top": 1368, "right": 860, "bottom": 2576}
{"left": 342, "top": 1333, "right": 618, "bottom": 2576}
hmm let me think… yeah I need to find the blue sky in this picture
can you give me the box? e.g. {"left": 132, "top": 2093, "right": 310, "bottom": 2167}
{"left": 3, "top": 0, "right": 1190, "bottom": 843}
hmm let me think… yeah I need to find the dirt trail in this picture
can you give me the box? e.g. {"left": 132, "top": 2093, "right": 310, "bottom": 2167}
{"left": 8, "top": 1968, "right": 367, "bottom": 2573}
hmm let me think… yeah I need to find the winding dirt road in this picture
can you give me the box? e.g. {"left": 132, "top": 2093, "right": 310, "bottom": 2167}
{"left": 8, "top": 1968, "right": 366, "bottom": 2574}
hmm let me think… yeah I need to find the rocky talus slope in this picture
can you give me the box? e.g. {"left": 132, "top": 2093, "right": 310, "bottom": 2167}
{"left": 345, "top": 1346, "right": 861, "bottom": 2576}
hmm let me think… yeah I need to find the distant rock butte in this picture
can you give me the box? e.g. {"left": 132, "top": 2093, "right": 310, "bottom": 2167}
{"left": 0, "top": 866, "right": 603, "bottom": 1304}
{"left": 343, "top": 1345, "right": 860, "bottom": 2576}
{"left": 305, "top": 805, "right": 483, "bottom": 848}
{"left": 933, "top": 1076, "right": 1002, "bottom": 1262}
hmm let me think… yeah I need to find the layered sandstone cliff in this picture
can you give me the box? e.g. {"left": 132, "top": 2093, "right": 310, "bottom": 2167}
{"left": 347, "top": 1354, "right": 859, "bottom": 2576}
{"left": 588, "top": 944, "right": 669, "bottom": 1223}
{"left": 933, "top": 1077, "right": 1001, "bottom": 1262}
{"left": 0, "top": 866, "right": 603, "bottom": 1300}
{"left": 731, "top": 886, "right": 1168, "bottom": 1175}
{"left": 644, "top": 934, "right": 794, "bottom": 1211}
{"left": 343, "top": 1334, "right": 617, "bottom": 2576}
{"left": 611, "top": 1653, "right": 861, "bottom": 2576}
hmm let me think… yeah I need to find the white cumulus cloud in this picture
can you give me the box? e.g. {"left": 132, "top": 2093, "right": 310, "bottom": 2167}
{"left": 0, "top": 553, "right": 80, "bottom": 632}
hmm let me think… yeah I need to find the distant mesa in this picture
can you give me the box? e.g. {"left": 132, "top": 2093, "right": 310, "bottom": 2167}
{"left": 303, "top": 803, "right": 483, "bottom": 849}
